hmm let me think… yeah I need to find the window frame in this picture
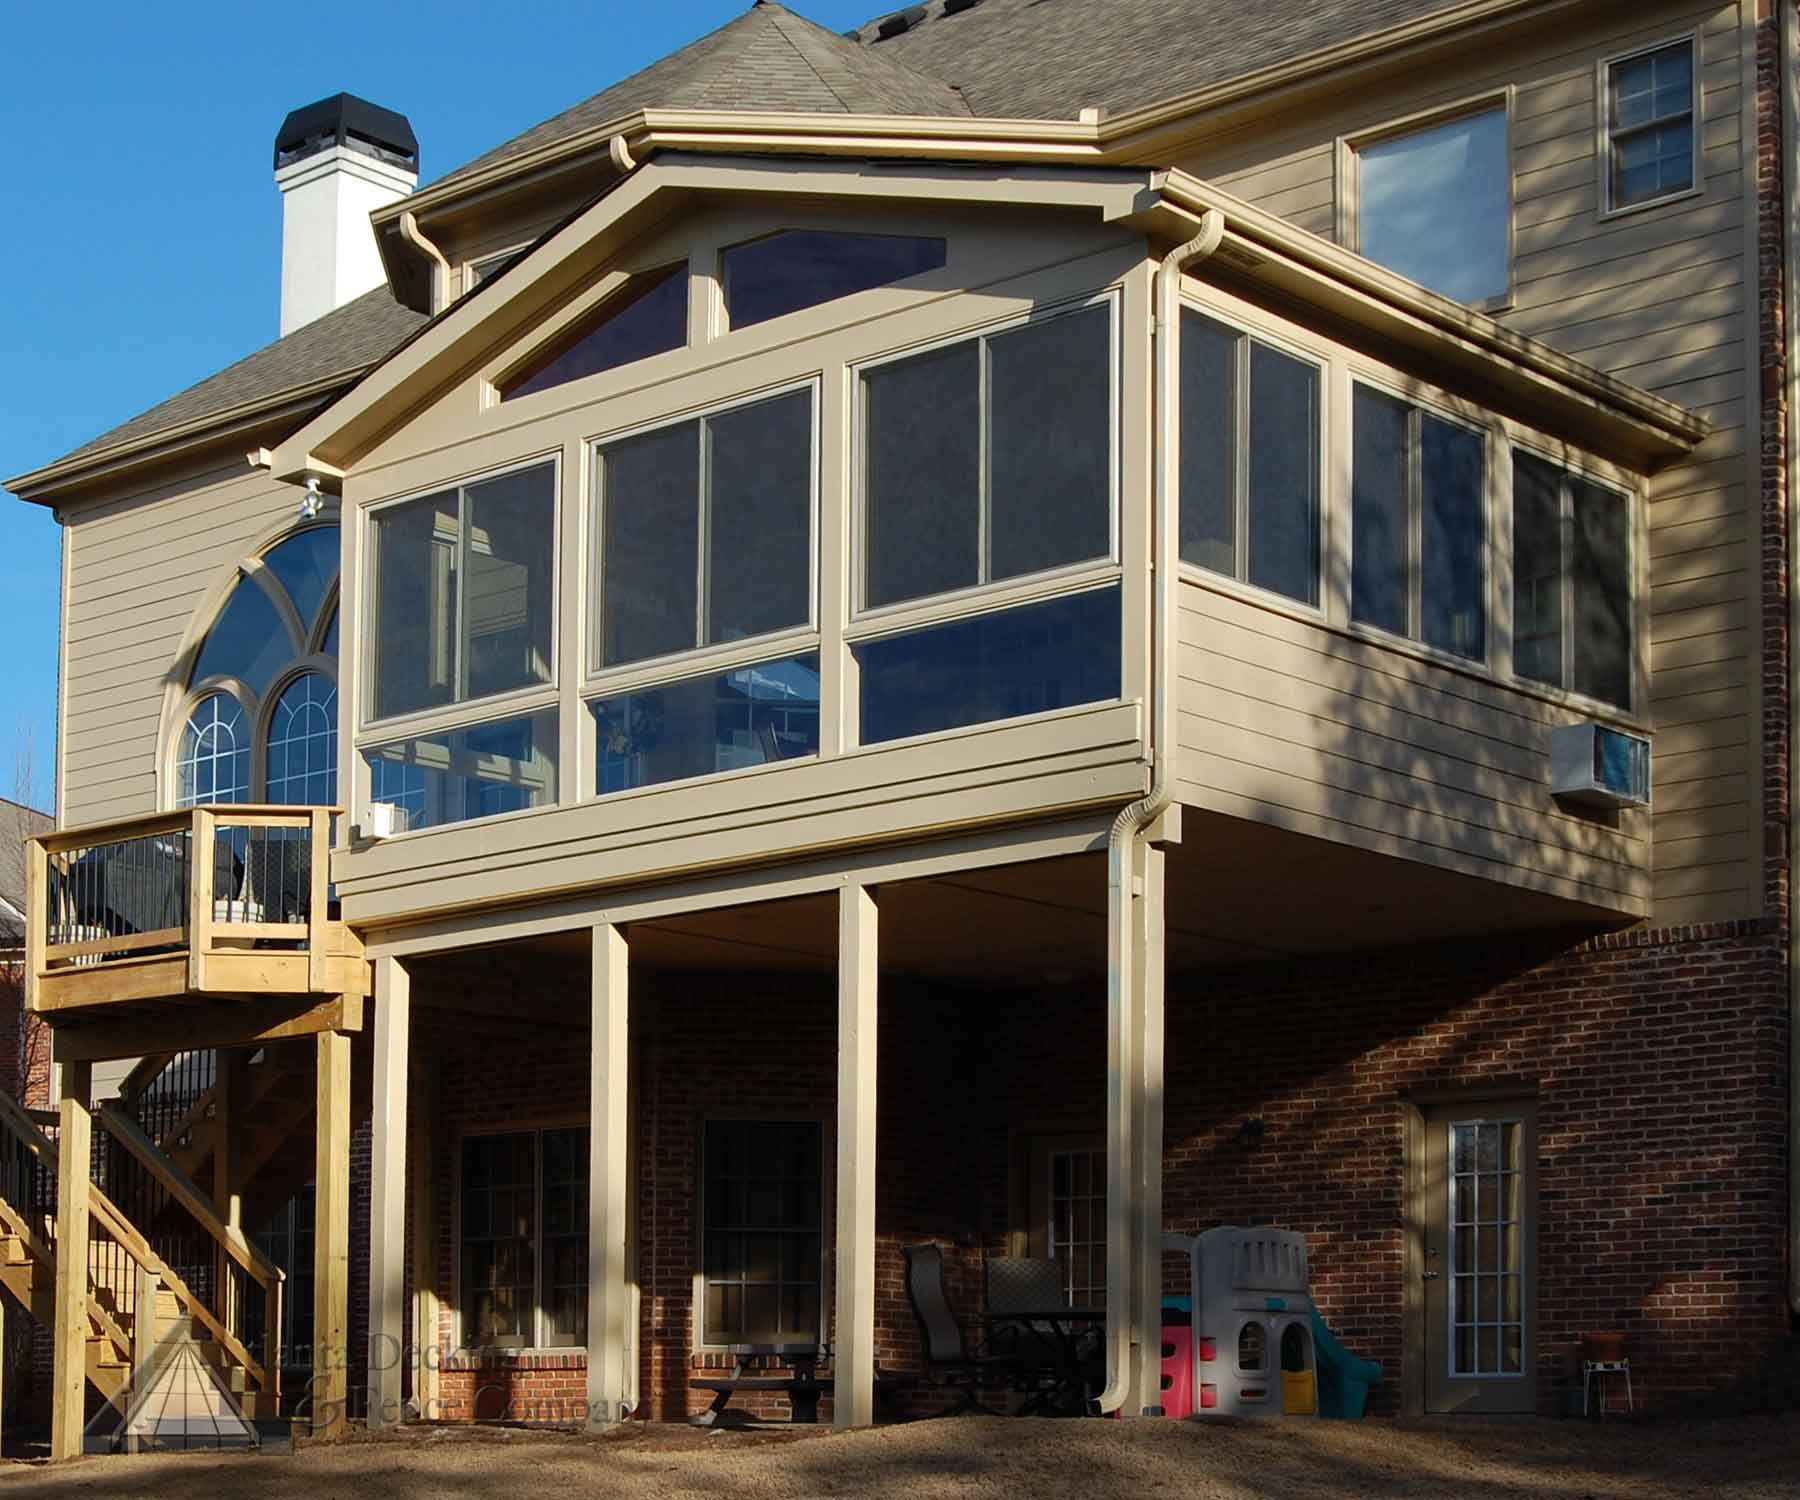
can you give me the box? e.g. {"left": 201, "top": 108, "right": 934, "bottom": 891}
{"left": 1337, "top": 90, "right": 1516, "bottom": 313}
{"left": 847, "top": 288, "right": 1124, "bottom": 636}
{"left": 453, "top": 1122, "right": 590, "bottom": 1356}
{"left": 1597, "top": 32, "right": 1703, "bottom": 220}
{"left": 692, "top": 1113, "right": 830, "bottom": 1355}
{"left": 1176, "top": 301, "right": 1330, "bottom": 618}
{"left": 1345, "top": 372, "right": 1492, "bottom": 666}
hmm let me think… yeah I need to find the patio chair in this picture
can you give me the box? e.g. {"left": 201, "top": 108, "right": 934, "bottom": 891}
{"left": 984, "top": 1256, "right": 1066, "bottom": 1363}
{"left": 903, "top": 1243, "right": 1014, "bottom": 1415}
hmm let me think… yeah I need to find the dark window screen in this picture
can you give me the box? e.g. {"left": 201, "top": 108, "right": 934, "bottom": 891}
{"left": 1178, "top": 311, "right": 1239, "bottom": 576}
{"left": 1247, "top": 343, "right": 1320, "bottom": 605}
{"left": 503, "top": 265, "right": 688, "bottom": 400}
{"left": 724, "top": 231, "right": 945, "bottom": 329}
{"left": 1351, "top": 387, "right": 1409, "bottom": 636}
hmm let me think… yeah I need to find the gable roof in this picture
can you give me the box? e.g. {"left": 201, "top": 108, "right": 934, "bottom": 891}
{"left": 853, "top": 0, "right": 1467, "bottom": 120}
{"left": 437, "top": 1, "right": 971, "bottom": 192}
{"left": 0, "top": 798, "right": 52, "bottom": 948}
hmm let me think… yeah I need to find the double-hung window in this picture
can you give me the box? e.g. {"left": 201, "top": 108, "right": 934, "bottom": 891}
{"left": 854, "top": 299, "right": 1122, "bottom": 745}
{"left": 460, "top": 1128, "right": 588, "bottom": 1350}
{"left": 364, "top": 461, "right": 559, "bottom": 831}
{"left": 1180, "top": 309, "right": 1322, "bottom": 607}
{"left": 701, "top": 1120, "right": 823, "bottom": 1347}
{"left": 1511, "top": 450, "right": 1634, "bottom": 710}
{"left": 588, "top": 385, "right": 820, "bottom": 794}
{"left": 1605, "top": 39, "right": 1697, "bottom": 212}
{"left": 1351, "top": 385, "right": 1487, "bottom": 661}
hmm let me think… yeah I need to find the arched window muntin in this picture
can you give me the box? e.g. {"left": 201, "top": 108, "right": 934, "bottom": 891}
{"left": 162, "top": 523, "right": 342, "bottom": 810}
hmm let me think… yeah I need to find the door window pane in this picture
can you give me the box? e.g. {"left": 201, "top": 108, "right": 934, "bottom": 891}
{"left": 988, "top": 305, "right": 1112, "bottom": 583}
{"left": 1048, "top": 1147, "right": 1107, "bottom": 1308}
{"left": 723, "top": 230, "right": 945, "bottom": 329}
{"left": 502, "top": 265, "right": 688, "bottom": 400}
{"left": 857, "top": 586, "right": 1120, "bottom": 746}
{"left": 1358, "top": 108, "right": 1510, "bottom": 303}
{"left": 593, "top": 654, "right": 821, "bottom": 795}
{"left": 1447, "top": 1119, "right": 1525, "bottom": 1377}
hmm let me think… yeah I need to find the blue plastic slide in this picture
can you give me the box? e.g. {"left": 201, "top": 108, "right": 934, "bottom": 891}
{"left": 1310, "top": 1307, "right": 1382, "bottom": 1419}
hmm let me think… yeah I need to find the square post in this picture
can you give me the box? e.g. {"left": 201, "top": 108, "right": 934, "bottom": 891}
{"left": 368, "top": 957, "right": 411, "bottom": 1430}
{"left": 409, "top": 1053, "right": 440, "bottom": 1419}
{"left": 586, "top": 923, "right": 631, "bottom": 1429}
{"left": 50, "top": 1092, "right": 92, "bottom": 1461}
{"left": 834, "top": 882, "right": 878, "bottom": 1429}
{"left": 312, "top": 1027, "right": 352, "bottom": 1438}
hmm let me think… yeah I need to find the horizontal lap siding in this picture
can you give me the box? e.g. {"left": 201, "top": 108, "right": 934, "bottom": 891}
{"left": 1176, "top": 584, "right": 1649, "bottom": 913}
{"left": 1175, "top": 2, "right": 1753, "bottom": 926}
{"left": 60, "top": 460, "right": 300, "bottom": 825}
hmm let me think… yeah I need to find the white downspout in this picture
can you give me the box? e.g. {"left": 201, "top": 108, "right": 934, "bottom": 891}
{"left": 1100, "top": 208, "right": 1225, "bottom": 1414}
{"left": 398, "top": 209, "right": 452, "bottom": 314}
{"left": 1780, "top": 0, "right": 1800, "bottom": 1320}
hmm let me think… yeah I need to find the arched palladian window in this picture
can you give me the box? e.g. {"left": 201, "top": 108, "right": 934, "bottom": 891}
{"left": 172, "top": 524, "right": 340, "bottom": 809}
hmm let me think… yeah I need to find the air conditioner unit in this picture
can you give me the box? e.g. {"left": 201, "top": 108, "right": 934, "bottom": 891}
{"left": 1550, "top": 722, "right": 1651, "bottom": 810}
{"left": 355, "top": 801, "right": 411, "bottom": 841}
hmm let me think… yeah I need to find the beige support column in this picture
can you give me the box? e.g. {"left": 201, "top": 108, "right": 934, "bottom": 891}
{"left": 834, "top": 883, "right": 878, "bottom": 1430}
{"left": 51, "top": 1093, "right": 92, "bottom": 1461}
{"left": 312, "top": 1028, "right": 352, "bottom": 1438}
{"left": 1129, "top": 843, "right": 1167, "bottom": 1415}
{"left": 368, "top": 958, "right": 410, "bottom": 1431}
{"left": 409, "top": 1053, "right": 440, "bottom": 1419}
{"left": 587, "top": 923, "right": 631, "bottom": 1430}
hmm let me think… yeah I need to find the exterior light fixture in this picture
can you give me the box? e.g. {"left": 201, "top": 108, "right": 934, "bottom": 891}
{"left": 299, "top": 474, "right": 323, "bottom": 520}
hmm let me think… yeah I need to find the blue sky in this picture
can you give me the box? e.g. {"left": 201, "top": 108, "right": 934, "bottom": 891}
{"left": 0, "top": 0, "right": 878, "bottom": 812}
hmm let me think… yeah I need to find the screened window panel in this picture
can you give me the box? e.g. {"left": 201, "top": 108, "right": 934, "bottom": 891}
{"left": 1571, "top": 478, "right": 1632, "bottom": 708}
{"left": 601, "top": 423, "right": 701, "bottom": 667}
{"left": 987, "top": 304, "right": 1112, "bottom": 582}
{"left": 1512, "top": 452, "right": 1565, "bottom": 690}
{"left": 1246, "top": 343, "right": 1320, "bottom": 606}
{"left": 502, "top": 265, "right": 688, "bottom": 400}
{"left": 190, "top": 577, "right": 294, "bottom": 698}
{"left": 722, "top": 230, "right": 945, "bottom": 329}
{"left": 1420, "top": 415, "right": 1486, "bottom": 659}
{"left": 261, "top": 526, "right": 339, "bottom": 637}
{"left": 1178, "top": 311, "right": 1238, "bottom": 575}
{"left": 593, "top": 654, "right": 820, "bottom": 795}
{"left": 705, "top": 390, "right": 813, "bottom": 645}
{"left": 702, "top": 1120, "right": 823, "bottom": 1346}
{"left": 857, "top": 586, "right": 1121, "bottom": 745}
{"left": 1350, "top": 386, "right": 1409, "bottom": 637}
{"left": 1358, "top": 108, "right": 1510, "bottom": 303}
{"left": 371, "top": 490, "right": 459, "bottom": 720}
{"left": 864, "top": 340, "right": 980, "bottom": 609}
{"left": 464, "top": 466, "right": 555, "bottom": 701}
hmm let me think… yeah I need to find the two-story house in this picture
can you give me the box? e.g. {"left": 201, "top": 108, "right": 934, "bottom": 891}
{"left": 4, "top": 0, "right": 1796, "bottom": 1454}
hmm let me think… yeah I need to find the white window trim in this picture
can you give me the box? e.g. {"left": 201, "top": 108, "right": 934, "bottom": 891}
{"left": 1336, "top": 88, "right": 1516, "bottom": 314}
{"left": 1344, "top": 372, "right": 1493, "bottom": 668}
{"left": 848, "top": 288, "right": 1125, "bottom": 634}
{"left": 1596, "top": 31, "right": 1704, "bottom": 221}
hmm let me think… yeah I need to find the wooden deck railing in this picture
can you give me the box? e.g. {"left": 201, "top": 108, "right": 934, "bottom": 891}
{"left": 25, "top": 805, "right": 353, "bottom": 1015}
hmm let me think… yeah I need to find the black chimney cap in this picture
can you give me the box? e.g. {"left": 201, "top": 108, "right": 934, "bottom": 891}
{"left": 275, "top": 93, "right": 419, "bottom": 173}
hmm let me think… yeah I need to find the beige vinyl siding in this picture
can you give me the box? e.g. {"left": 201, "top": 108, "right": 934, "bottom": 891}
{"left": 1173, "top": 1, "right": 1754, "bottom": 925}
{"left": 1177, "top": 582, "right": 1649, "bottom": 916}
{"left": 59, "top": 459, "right": 307, "bottom": 826}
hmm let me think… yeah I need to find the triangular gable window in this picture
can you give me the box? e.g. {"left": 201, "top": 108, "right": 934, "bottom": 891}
{"left": 500, "top": 264, "right": 689, "bottom": 401}
{"left": 722, "top": 230, "right": 945, "bottom": 330}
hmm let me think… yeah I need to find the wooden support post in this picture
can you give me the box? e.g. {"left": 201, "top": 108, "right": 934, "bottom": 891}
{"left": 586, "top": 923, "right": 630, "bottom": 1430}
{"left": 51, "top": 1095, "right": 92, "bottom": 1462}
{"left": 367, "top": 958, "right": 410, "bottom": 1431}
{"left": 189, "top": 808, "right": 216, "bottom": 992}
{"left": 129, "top": 1261, "right": 160, "bottom": 1453}
{"left": 24, "top": 839, "right": 46, "bottom": 1016}
{"left": 1129, "top": 843, "right": 1167, "bottom": 1416}
{"left": 307, "top": 808, "right": 331, "bottom": 994}
{"left": 312, "top": 1027, "right": 351, "bottom": 1439}
{"left": 834, "top": 883, "right": 878, "bottom": 1430}
{"left": 409, "top": 1052, "right": 440, "bottom": 1420}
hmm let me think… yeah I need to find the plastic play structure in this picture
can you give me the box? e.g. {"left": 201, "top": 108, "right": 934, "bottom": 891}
{"left": 1161, "top": 1229, "right": 1382, "bottom": 1419}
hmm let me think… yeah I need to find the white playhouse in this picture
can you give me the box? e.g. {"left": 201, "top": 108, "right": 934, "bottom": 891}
{"left": 1165, "top": 1227, "right": 1319, "bottom": 1417}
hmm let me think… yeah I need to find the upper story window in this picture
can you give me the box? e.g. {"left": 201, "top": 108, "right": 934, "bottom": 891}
{"left": 1351, "top": 385, "right": 1486, "bottom": 661}
{"left": 1180, "top": 309, "right": 1321, "bottom": 608}
{"left": 1605, "top": 39, "right": 1696, "bottom": 212}
{"left": 1351, "top": 105, "right": 1510, "bottom": 305}
{"left": 722, "top": 230, "right": 946, "bottom": 330}
{"left": 1512, "top": 450, "right": 1632, "bottom": 710}
{"left": 861, "top": 301, "right": 1113, "bottom": 612}
{"left": 498, "top": 266, "right": 688, "bottom": 402}
{"left": 174, "top": 525, "right": 340, "bottom": 810}
{"left": 369, "top": 461, "right": 556, "bottom": 720}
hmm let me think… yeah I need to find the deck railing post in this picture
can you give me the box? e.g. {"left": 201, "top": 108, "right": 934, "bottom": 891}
{"left": 24, "top": 839, "right": 47, "bottom": 1015}
{"left": 189, "top": 809, "right": 216, "bottom": 991}
{"left": 307, "top": 809, "right": 330, "bottom": 994}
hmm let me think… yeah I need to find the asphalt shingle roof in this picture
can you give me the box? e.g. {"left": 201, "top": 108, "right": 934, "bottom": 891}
{"left": 0, "top": 798, "right": 51, "bottom": 947}
{"left": 56, "top": 288, "right": 428, "bottom": 466}
{"left": 852, "top": 0, "right": 1467, "bottom": 119}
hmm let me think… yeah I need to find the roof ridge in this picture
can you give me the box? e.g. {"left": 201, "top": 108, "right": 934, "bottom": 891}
{"left": 760, "top": 5, "right": 858, "bottom": 112}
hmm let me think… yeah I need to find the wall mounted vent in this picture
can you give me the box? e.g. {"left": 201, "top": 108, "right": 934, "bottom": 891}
{"left": 1550, "top": 722, "right": 1651, "bottom": 810}
{"left": 355, "top": 802, "right": 412, "bottom": 841}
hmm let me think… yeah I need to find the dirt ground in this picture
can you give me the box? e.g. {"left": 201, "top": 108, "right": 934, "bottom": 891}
{"left": 2, "top": 1413, "right": 1798, "bottom": 1499}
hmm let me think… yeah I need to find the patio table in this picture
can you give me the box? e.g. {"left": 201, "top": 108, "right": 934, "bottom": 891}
{"left": 979, "top": 1308, "right": 1104, "bottom": 1416}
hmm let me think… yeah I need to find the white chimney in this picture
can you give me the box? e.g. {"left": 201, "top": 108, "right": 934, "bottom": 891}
{"left": 274, "top": 94, "right": 420, "bottom": 336}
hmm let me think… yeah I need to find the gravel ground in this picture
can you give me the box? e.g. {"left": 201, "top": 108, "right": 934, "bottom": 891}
{"left": 2, "top": 1413, "right": 1798, "bottom": 1499}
